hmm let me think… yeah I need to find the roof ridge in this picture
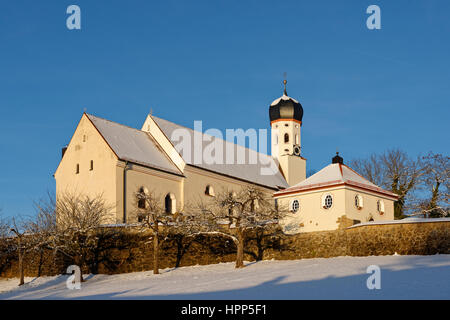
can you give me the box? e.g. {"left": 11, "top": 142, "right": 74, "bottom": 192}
{"left": 88, "top": 113, "right": 274, "bottom": 161}
{"left": 283, "top": 162, "right": 377, "bottom": 191}
{"left": 86, "top": 113, "right": 144, "bottom": 134}
{"left": 86, "top": 113, "right": 183, "bottom": 176}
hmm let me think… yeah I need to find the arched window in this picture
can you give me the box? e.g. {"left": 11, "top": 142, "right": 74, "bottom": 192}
{"left": 205, "top": 185, "right": 215, "bottom": 196}
{"left": 165, "top": 193, "right": 176, "bottom": 214}
{"left": 377, "top": 200, "right": 385, "bottom": 214}
{"left": 137, "top": 187, "right": 147, "bottom": 209}
{"left": 355, "top": 194, "right": 363, "bottom": 209}
{"left": 284, "top": 133, "right": 289, "bottom": 143}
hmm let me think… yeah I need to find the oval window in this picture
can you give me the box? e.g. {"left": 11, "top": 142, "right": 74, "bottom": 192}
{"left": 324, "top": 195, "right": 333, "bottom": 209}
{"left": 291, "top": 200, "right": 299, "bottom": 213}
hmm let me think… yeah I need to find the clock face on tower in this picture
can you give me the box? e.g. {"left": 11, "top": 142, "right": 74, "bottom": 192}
{"left": 293, "top": 144, "right": 301, "bottom": 156}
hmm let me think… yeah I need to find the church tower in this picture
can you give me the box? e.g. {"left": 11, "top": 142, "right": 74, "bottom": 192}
{"left": 269, "top": 80, "right": 306, "bottom": 186}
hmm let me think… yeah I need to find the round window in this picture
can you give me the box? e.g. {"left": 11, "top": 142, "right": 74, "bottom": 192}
{"left": 292, "top": 200, "right": 299, "bottom": 213}
{"left": 324, "top": 195, "right": 333, "bottom": 209}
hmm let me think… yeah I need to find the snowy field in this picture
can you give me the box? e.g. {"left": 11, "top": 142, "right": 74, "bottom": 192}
{"left": 0, "top": 254, "right": 449, "bottom": 300}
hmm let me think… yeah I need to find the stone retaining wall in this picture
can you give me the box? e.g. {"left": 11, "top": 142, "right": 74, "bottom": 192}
{"left": 1, "top": 221, "right": 448, "bottom": 278}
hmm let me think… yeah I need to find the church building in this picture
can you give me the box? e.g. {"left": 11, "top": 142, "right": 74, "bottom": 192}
{"left": 54, "top": 81, "right": 397, "bottom": 232}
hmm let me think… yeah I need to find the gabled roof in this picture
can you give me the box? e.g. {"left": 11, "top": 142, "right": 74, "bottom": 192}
{"left": 86, "top": 114, "right": 183, "bottom": 176}
{"left": 274, "top": 163, "right": 398, "bottom": 199}
{"left": 151, "top": 116, "right": 289, "bottom": 190}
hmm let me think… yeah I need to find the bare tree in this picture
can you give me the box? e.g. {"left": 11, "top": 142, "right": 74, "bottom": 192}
{"left": 381, "top": 149, "right": 425, "bottom": 219}
{"left": 31, "top": 194, "right": 58, "bottom": 240}
{"left": 351, "top": 149, "right": 425, "bottom": 219}
{"left": 53, "top": 192, "right": 113, "bottom": 283}
{"left": 0, "top": 209, "right": 9, "bottom": 239}
{"left": 27, "top": 194, "right": 60, "bottom": 276}
{"left": 135, "top": 190, "right": 174, "bottom": 275}
{"left": 0, "top": 210, "right": 13, "bottom": 278}
{"left": 349, "top": 154, "right": 385, "bottom": 187}
{"left": 419, "top": 153, "right": 450, "bottom": 217}
{"left": 192, "top": 186, "right": 288, "bottom": 268}
{"left": 1, "top": 209, "right": 50, "bottom": 286}
{"left": 9, "top": 217, "right": 30, "bottom": 286}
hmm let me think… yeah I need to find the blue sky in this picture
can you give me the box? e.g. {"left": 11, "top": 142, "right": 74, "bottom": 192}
{"left": 0, "top": 0, "right": 449, "bottom": 218}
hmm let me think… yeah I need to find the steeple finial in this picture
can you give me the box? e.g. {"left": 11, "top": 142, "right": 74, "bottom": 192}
{"left": 283, "top": 72, "right": 288, "bottom": 95}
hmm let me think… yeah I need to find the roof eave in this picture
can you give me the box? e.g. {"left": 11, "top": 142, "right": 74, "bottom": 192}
{"left": 274, "top": 181, "right": 399, "bottom": 200}
{"left": 119, "top": 158, "right": 185, "bottom": 178}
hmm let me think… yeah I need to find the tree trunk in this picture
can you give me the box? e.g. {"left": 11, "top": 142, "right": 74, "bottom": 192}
{"left": 37, "top": 249, "right": 43, "bottom": 278}
{"left": 428, "top": 180, "right": 441, "bottom": 217}
{"left": 235, "top": 229, "right": 245, "bottom": 268}
{"left": 175, "top": 235, "right": 192, "bottom": 268}
{"left": 18, "top": 246, "right": 24, "bottom": 286}
{"left": 394, "top": 199, "right": 405, "bottom": 220}
{"left": 430, "top": 180, "right": 440, "bottom": 208}
{"left": 74, "top": 256, "right": 84, "bottom": 283}
{"left": 153, "top": 233, "right": 159, "bottom": 274}
{"left": 256, "top": 229, "right": 264, "bottom": 261}
{"left": 77, "top": 270, "right": 83, "bottom": 284}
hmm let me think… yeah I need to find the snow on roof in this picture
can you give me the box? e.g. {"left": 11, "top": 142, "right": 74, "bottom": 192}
{"left": 86, "top": 114, "right": 183, "bottom": 176}
{"left": 152, "top": 116, "right": 288, "bottom": 190}
{"left": 274, "top": 163, "right": 398, "bottom": 199}
{"left": 270, "top": 94, "right": 299, "bottom": 106}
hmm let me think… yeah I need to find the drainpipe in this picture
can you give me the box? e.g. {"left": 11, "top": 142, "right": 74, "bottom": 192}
{"left": 123, "top": 161, "right": 129, "bottom": 224}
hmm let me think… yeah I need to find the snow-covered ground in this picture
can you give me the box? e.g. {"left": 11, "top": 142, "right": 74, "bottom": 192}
{"left": 1, "top": 255, "right": 449, "bottom": 299}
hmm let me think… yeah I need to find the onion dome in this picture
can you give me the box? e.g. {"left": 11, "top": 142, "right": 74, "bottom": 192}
{"left": 332, "top": 152, "right": 344, "bottom": 164}
{"left": 269, "top": 80, "right": 303, "bottom": 122}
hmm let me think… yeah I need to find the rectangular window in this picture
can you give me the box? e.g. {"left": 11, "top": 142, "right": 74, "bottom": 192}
{"left": 90, "top": 160, "right": 94, "bottom": 171}
{"left": 76, "top": 164, "right": 79, "bottom": 174}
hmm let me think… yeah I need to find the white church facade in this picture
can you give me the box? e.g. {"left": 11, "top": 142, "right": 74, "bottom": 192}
{"left": 54, "top": 81, "right": 397, "bottom": 233}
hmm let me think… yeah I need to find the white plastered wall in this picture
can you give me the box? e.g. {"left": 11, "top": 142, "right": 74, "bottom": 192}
{"left": 276, "top": 186, "right": 396, "bottom": 234}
